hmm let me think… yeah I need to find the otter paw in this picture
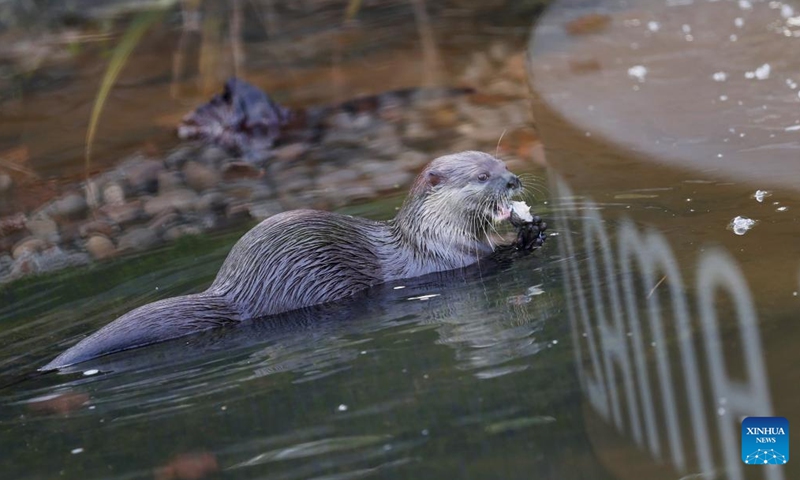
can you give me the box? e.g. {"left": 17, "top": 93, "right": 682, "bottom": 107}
{"left": 515, "top": 216, "right": 548, "bottom": 251}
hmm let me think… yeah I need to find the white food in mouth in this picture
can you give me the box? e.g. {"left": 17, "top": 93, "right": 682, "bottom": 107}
{"left": 511, "top": 201, "right": 533, "bottom": 222}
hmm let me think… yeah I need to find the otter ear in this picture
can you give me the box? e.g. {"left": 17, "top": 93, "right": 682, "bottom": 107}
{"left": 427, "top": 170, "right": 444, "bottom": 187}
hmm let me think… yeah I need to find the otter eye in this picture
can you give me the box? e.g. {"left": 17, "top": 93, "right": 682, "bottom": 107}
{"left": 477, "top": 173, "right": 490, "bottom": 182}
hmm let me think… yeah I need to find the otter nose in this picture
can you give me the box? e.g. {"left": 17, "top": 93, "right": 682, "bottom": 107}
{"left": 506, "top": 175, "right": 521, "bottom": 190}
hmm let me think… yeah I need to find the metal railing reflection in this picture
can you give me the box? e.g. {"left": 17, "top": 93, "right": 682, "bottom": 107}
{"left": 553, "top": 173, "right": 783, "bottom": 480}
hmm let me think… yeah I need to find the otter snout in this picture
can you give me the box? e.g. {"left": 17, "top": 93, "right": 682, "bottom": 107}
{"left": 505, "top": 174, "right": 521, "bottom": 190}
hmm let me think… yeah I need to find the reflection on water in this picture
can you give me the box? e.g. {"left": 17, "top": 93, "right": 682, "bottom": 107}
{"left": 554, "top": 173, "right": 788, "bottom": 480}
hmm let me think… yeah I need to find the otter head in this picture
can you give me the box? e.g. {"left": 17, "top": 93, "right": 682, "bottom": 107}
{"left": 397, "top": 151, "right": 523, "bottom": 255}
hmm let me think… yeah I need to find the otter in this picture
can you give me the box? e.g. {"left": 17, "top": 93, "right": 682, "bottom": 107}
{"left": 41, "top": 151, "right": 546, "bottom": 371}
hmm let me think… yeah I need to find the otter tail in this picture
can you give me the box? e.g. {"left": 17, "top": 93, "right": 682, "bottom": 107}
{"left": 40, "top": 293, "right": 240, "bottom": 371}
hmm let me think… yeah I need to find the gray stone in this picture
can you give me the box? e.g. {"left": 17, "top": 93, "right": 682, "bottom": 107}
{"left": 198, "top": 191, "right": 229, "bottom": 213}
{"left": 120, "top": 157, "right": 163, "bottom": 193}
{"left": 143, "top": 189, "right": 199, "bottom": 217}
{"left": 85, "top": 235, "right": 116, "bottom": 260}
{"left": 0, "top": 254, "right": 12, "bottom": 276}
{"left": 48, "top": 192, "right": 88, "bottom": 219}
{"left": 273, "top": 143, "right": 308, "bottom": 162}
{"left": 118, "top": 228, "right": 160, "bottom": 252}
{"left": 200, "top": 145, "right": 229, "bottom": 167}
{"left": 183, "top": 161, "right": 220, "bottom": 192}
{"left": 157, "top": 171, "right": 184, "bottom": 193}
{"left": 165, "top": 145, "right": 195, "bottom": 170}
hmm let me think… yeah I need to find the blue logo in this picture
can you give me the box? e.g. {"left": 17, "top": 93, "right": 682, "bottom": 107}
{"left": 742, "top": 417, "right": 789, "bottom": 465}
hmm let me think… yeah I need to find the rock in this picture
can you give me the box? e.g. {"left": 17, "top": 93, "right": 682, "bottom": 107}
{"left": 85, "top": 235, "right": 116, "bottom": 260}
{"left": 338, "top": 185, "right": 378, "bottom": 203}
{"left": 183, "top": 161, "right": 220, "bottom": 192}
{"left": 487, "top": 79, "right": 527, "bottom": 98}
{"left": 0, "top": 254, "right": 11, "bottom": 275}
{"left": 157, "top": 171, "right": 184, "bottom": 193}
{"left": 273, "top": 143, "right": 308, "bottom": 162}
{"left": 222, "top": 162, "right": 261, "bottom": 181}
{"left": 225, "top": 203, "right": 252, "bottom": 221}
{"left": 165, "top": 145, "right": 195, "bottom": 170}
{"left": 398, "top": 150, "right": 430, "bottom": 170}
{"left": 47, "top": 192, "right": 88, "bottom": 219}
{"left": 368, "top": 170, "right": 414, "bottom": 191}
{"left": 489, "top": 42, "right": 510, "bottom": 62}
{"left": 248, "top": 200, "right": 283, "bottom": 220}
{"left": 462, "top": 51, "right": 493, "bottom": 85}
{"left": 144, "top": 189, "right": 199, "bottom": 217}
{"left": 200, "top": 145, "right": 229, "bottom": 167}
{"left": 366, "top": 124, "right": 403, "bottom": 158}
{"left": 317, "top": 166, "right": 361, "bottom": 186}
{"left": 103, "top": 182, "right": 126, "bottom": 206}
{"left": 503, "top": 52, "right": 527, "bottom": 82}
{"left": 322, "top": 130, "right": 364, "bottom": 147}
{"left": 121, "top": 157, "right": 162, "bottom": 193}
{"left": 100, "top": 201, "right": 143, "bottom": 226}
{"left": 148, "top": 211, "right": 181, "bottom": 232}
{"left": 12, "top": 237, "right": 47, "bottom": 259}
{"left": 0, "top": 213, "right": 26, "bottom": 237}
{"left": 25, "top": 214, "right": 58, "bottom": 242}
{"left": 164, "top": 225, "right": 202, "bottom": 242}
{"left": 27, "top": 247, "right": 90, "bottom": 275}
{"left": 0, "top": 174, "right": 12, "bottom": 194}
{"left": 118, "top": 227, "right": 160, "bottom": 252}
{"left": 198, "top": 191, "right": 228, "bottom": 214}
{"left": 78, "top": 219, "right": 116, "bottom": 238}
{"left": 403, "top": 113, "right": 435, "bottom": 141}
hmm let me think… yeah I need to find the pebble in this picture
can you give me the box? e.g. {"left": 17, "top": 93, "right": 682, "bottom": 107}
{"left": 85, "top": 235, "right": 116, "bottom": 260}
{"left": 47, "top": 192, "right": 88, "bottom": 219}
{"left": 198, "top": 191, "right": 229, "bottom": 214}
{"left": 148, "top": 211, "right": 181, "bottom": 232}
{"left": 0, "top": 213, "right": 26, "bottom": 236}
{"left": 78, "top": 219, "right": 116, "bottom": 238}
{"left": 165, "top": 145, "right": 196, "bottom": 170}
{"left": 368, "top": 170, "right": 414, "bottom": 191}
{"left": 183, "top": 161, "right": 221, "bottom": 192}
{"left": 124, "top": 159, "right": 163, "bottom": 193}
{"left": 0, "top": 254, "right": 12, "bottom": 275}
{"left": 200, "top": 145, "right": 229, "bottom": 167}
{"left": 143, "top": 189, "right": 199, "bottom": 217}
{"left": 100, "top": 201, "right": 143, "bottom": 226}
{"left": 273, "top": 143, "right": 308, "bottom": 162}
{"left": 117, "top": 228, "right": 160, "bottom": 252}
{"left": 25, "top": 214, "right": 59, "bottom": 242}
{"left": 103, "top": 182, "right": 126, "bottom": 206}
{"left": 247, "top": 199, "right": 284, "bottom": 220}
{"left": 157, "top": 171, "right": 184, "bottom": 193}
{"left": 398, "top": 150, "right": 430, "bottom": 170}
{"left": 12, "top": 237, "right": 48, "bottom": 259}
{"left": 0, "top": 173, "right": 12, "bottom": 194}
{"left": 164, "top": 225, "right": 202, "bottom": 242}
{"left": 221, "top": 162, "right": 261, "bottom": 181}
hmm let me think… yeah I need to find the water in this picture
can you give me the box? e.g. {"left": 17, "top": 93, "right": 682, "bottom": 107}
{"left": 2, "top": 0, "right": 800, "bottom": 479}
